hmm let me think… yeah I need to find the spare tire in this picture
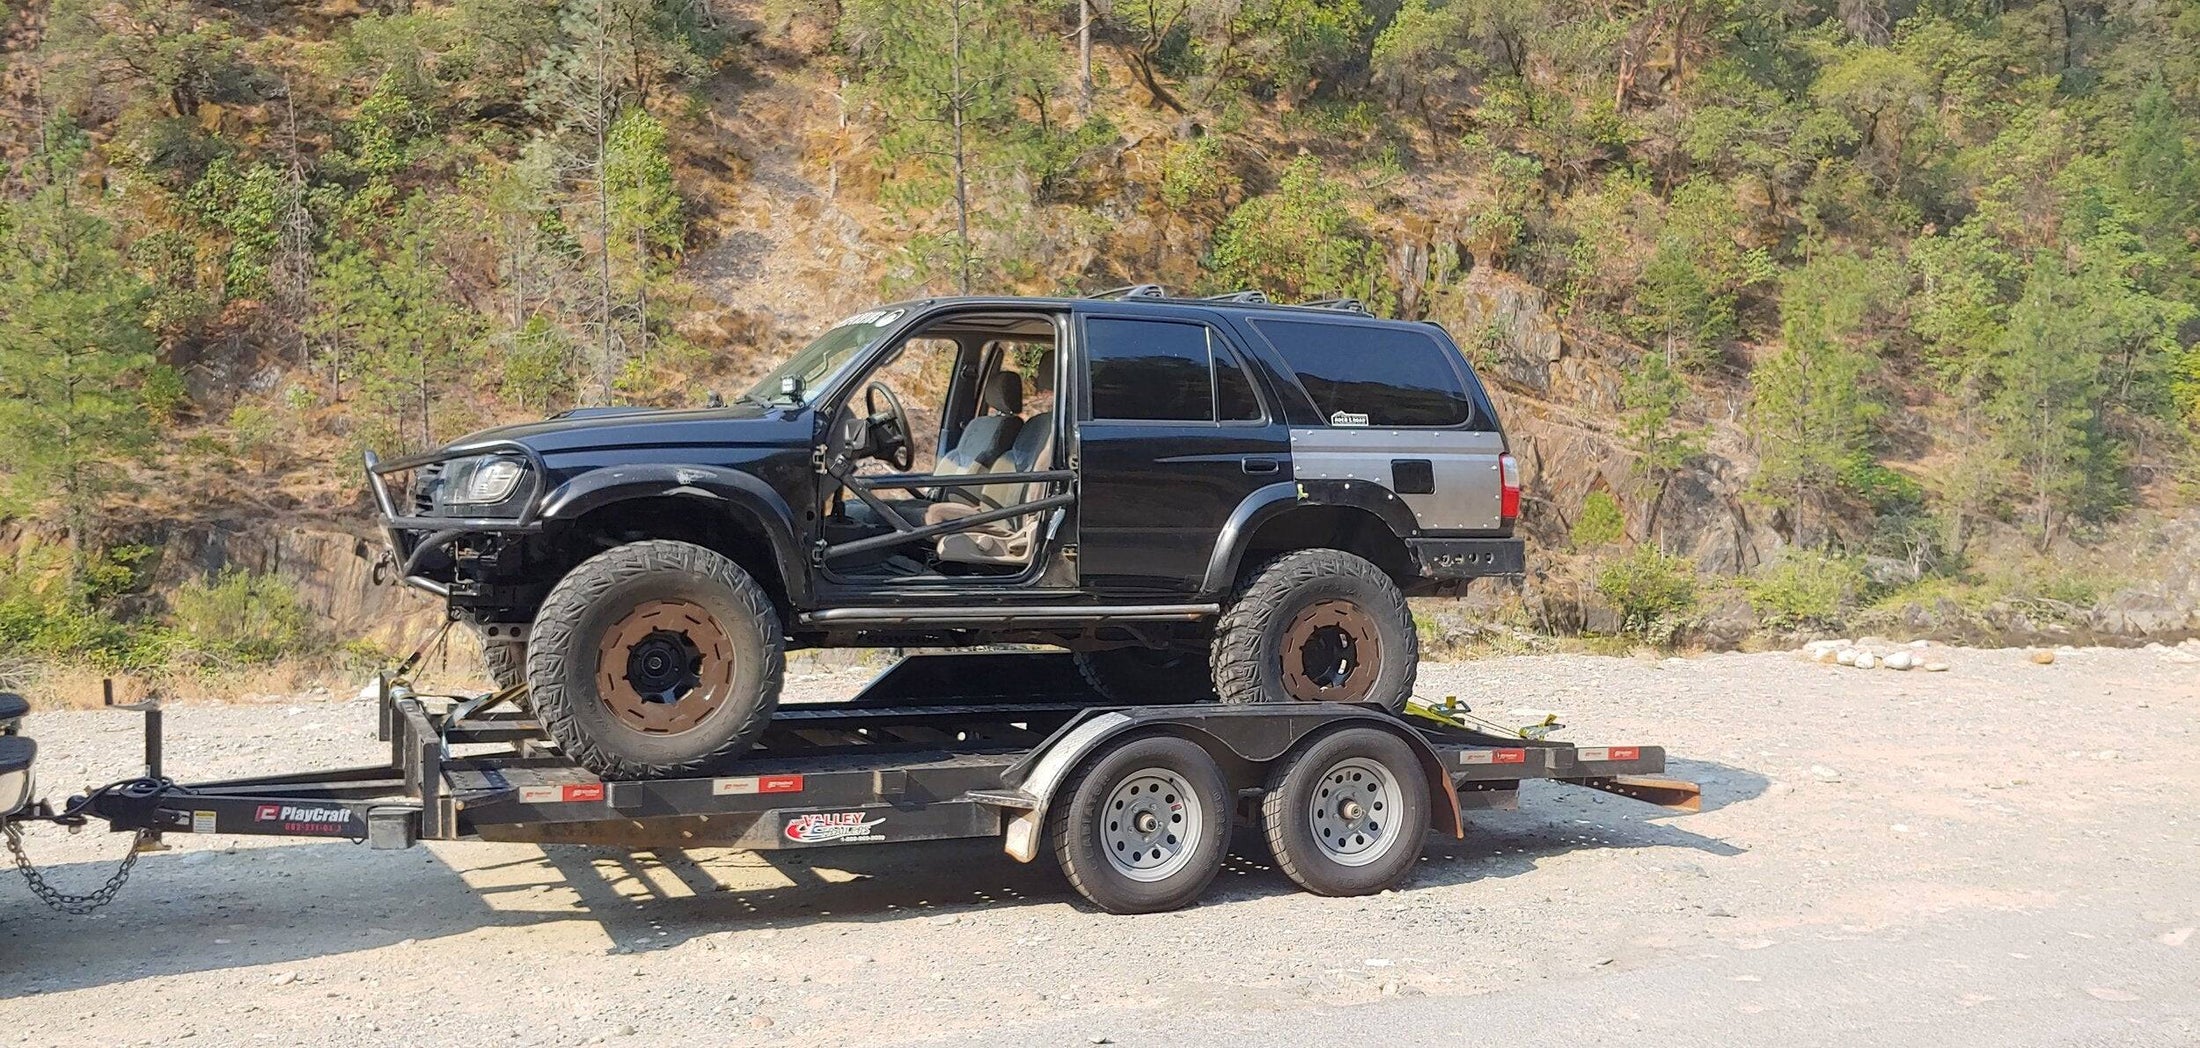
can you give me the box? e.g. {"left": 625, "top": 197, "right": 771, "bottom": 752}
{"left": 526, "top": 540, "right": 782, "bottom": 779}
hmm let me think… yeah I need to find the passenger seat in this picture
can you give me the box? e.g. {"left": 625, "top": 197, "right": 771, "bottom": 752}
{"left": 926, "top": 410, "right": 1056, "bottom": 566}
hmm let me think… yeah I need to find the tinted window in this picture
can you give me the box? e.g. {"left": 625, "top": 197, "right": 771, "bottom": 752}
{"left": 1251, "top": 319, "right": 1473, "bottom": 427}
{"left": 1086, "top": 318, "right": 1215, "bottom": 422}
{"left": 1214, "top": 341, "right": 1263, "bottom": 421}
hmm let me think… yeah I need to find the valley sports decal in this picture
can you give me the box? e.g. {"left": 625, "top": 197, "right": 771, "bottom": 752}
{"left": 782, "top": 811, "right": 886, "bottom": 845}
{"left": 254, "top": 803, "right": 362, "bottom": 836}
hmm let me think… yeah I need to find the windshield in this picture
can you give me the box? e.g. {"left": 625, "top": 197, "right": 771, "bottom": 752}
{"left": 744, "top": 308, "right": 907, "bottom": 405}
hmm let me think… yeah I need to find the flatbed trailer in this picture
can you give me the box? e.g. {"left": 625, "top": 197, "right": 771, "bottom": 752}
{"left": 6, "top": 652, "right": 1698, "bottom": 915}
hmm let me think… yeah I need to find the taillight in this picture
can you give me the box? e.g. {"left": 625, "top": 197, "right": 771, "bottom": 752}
{"left": 1499, "top": 453, "right": 1520, "bottom": 522}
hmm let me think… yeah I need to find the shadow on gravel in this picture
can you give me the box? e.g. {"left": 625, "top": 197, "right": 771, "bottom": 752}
{"left": 0, "top": 760, "right": 1764, "bottom": 993}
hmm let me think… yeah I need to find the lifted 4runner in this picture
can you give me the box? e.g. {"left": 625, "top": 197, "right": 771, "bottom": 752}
{"left": 367, "top": 286, "right": 1525, "bottom": 779}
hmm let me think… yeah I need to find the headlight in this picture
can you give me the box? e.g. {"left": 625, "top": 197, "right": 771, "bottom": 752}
{"left": 441, "top": 456, "right": 528, "bottom": 505}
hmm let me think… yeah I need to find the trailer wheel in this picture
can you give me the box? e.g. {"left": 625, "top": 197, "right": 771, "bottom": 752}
{"left": 1050, "top": 734, "right": 1231, "bottom": 914}
{"left": 1073, "top": 647, "right": 1218, "bottom": 703}
{"left": 1260, "top": 727, "right": 1430, "bottom": 897}
{"left": 1211, "top": 549, "right": 1416, "bottom": 712}
{"left": 527, "top": 540, "right": 782, "bottom": 779}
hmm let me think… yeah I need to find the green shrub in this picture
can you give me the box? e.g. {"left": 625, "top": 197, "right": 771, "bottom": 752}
{"left": 1572, "top": 492, "right": 1626, "bottom": 548}
{"left": 1595, "top": 545, "right": 1698, "bottom": 639}
{"left": 169, "top": 569, "right": 313, "bottom": 664}
{"left": 1744, "top": 549, "right": 1865, "bottom": 629}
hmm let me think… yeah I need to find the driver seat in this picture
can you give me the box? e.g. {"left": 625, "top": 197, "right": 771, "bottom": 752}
{"left": 845, "top": 371, "right": 1023, "bottom": 531}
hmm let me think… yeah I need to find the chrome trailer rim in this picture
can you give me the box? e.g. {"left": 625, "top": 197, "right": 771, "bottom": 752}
{"left": 1100, "top": 767, "right": 1204, "bottom": 882}
{"left": 1307, "top": 756, "right": 1404, "bottom": 867}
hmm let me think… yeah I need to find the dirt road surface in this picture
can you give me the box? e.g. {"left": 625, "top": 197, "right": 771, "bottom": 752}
{"left": 3, "top": 646, "right": 2196, "bottom": 1047}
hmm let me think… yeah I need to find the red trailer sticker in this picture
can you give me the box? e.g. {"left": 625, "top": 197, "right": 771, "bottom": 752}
{"left": 1460, "top": 748, "right": 1528, "bottom": 765}
{"left": 713, "top": 774, "right": 806, "bottom": 796}
{"left": 1575, "top": 747, "right": 1640, "bottom": 763}
{"left": 518, "top": 782, "right": 606, "bottom": 804}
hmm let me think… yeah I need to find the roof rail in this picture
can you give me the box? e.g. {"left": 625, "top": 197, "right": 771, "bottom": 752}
{"left": 1085, "top": 283, "right": 1168, "bottom": 300}
{"left": 1201, "top": 290, "right": 1270, "bottom": 304}
{"left": 1298, "top": 297, "right": 1368, "bottom": 314}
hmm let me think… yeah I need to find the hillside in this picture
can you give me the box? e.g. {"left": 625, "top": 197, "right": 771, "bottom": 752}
{"left": 2, "top": 0, "right": 2198, "bottom": 680}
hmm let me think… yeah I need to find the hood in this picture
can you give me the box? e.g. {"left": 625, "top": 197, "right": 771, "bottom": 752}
{"left": 441, "top": 402, "right": 805, "bottom": 457}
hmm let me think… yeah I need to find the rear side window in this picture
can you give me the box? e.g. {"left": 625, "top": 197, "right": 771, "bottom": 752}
{"left": 1250, "top": 319, "right": 1473, "bottom": 427}
{"left": 1085, "top": 317, "right": 1267, "bottom": 423}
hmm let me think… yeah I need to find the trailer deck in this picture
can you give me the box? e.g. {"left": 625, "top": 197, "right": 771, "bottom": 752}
{"left": 8, "top": 652, "right": 1699, "bottom": 915}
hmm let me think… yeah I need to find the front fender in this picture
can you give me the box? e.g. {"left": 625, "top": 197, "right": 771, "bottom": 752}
{"left": 536, "top": 464, "right": 809, "bottom": 603}
{"left": 1197, "top": 480, "right": 1425, "bottom": 596}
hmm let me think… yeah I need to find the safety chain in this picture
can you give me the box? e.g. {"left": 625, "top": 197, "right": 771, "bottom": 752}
{"left": 2, "top": 778, "right": 172, "bottom": 916}
{"left": 4, "top": 820, "right": 150, "bottom": 916}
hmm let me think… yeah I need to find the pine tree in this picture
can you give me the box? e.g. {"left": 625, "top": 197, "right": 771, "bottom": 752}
{"left": 0, "top": 120, "right": 158, "bottom": 593}
{"left": 1746, "top": 252, "right": 1889, "bottom": 547}
{"left": 1619, "top": 351, "right": 1704, "bottom": 548}
{"left": 848, "top": 0, "right": 1051, "bottom": 292}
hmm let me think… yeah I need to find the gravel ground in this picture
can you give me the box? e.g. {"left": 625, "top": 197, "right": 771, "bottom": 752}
{"left": 2, "top": 645, "right": 2196, "bottom": 1047}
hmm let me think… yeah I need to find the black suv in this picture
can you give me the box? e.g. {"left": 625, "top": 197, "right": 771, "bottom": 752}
{"left": 367, "top": 288, "right": 1524, "bottom": 778}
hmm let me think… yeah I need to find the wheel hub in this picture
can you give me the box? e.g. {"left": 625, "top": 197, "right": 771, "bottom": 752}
{"left": 1100, "top": 769, "right": 1202, "bottom": 882}
{"left": 1281, "top": 599, "right": 1382, "bottom": 702}
{"left": 1308, "top": 757, "right": 1404, "bottom": 867}
{"left": 596, "top": 599, "right": 735, "bottom": 735}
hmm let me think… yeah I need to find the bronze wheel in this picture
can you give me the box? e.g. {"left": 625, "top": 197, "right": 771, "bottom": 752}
{"left": 1279, "top": 599, "right": 1382, "bottom": 702}
{"left": 1211, "top": 548, "right": 1417, "bottom": 712}
{"left": 527, "top": 540, "right": 783, "bottom": 779}
{"left": 595, "top": 599, "right": 735, "bottom": 735}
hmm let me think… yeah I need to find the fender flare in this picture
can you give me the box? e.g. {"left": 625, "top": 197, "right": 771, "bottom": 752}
{"left": 535, "top": 464, "right": 809, "bottom": 603}
{"left": 1198, "top": 480, "right": 1425, "bottom": 597}
{"left": 996, "top": 706, "right": 1461, "bottom": 863}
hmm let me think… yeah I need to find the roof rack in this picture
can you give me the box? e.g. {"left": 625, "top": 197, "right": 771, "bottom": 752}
{"left": 1297, "top": 297, "right": 1368, "bottom": 314}
{"left": 1085, "top": 284, "right": 1169, "bottom": 300}
{"left": 1201, "top": 290, "right": 1270, "bottom": 304}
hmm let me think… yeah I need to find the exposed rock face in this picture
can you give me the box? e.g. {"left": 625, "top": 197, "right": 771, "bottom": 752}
{"left": 2089, "top": 516, "right": 2200, "bottom": 641}
{"left": 1, "top": 519, "right": 442, "bottom": 650}
{"left": 1432, "top": 269, "right": 1775, "bottom": 575}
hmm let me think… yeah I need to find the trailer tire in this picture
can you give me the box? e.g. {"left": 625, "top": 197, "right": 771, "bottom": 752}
{"left": 1212, "top": 549, "right": 1416, "bottom": 712}
{"left": 1260, "top": 727, "right": 1430, "bottom": 897}
{"left": 527, "top": 540, "right": 782, "bottom": 780}
{"left": 1050, "top": 734, "right": 1231, "bottom": 914}
{"left": 1073, "top": 647, "right": 1218, "bottom": 704}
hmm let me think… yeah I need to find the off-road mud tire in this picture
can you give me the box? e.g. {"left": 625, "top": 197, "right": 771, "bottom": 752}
{"left": 1211, "top": 548, "right": 1416, "bottom": 712}
{"left": 526, "top": 540, "right": 782, "bottom": 779}
{"left": 479, "top": 637, "right": 526, "bottom": 691}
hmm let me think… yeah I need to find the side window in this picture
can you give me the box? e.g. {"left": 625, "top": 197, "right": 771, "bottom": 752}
{"left": 862, "top": 336, "right": 961, "bottom": 471}
{"left": 1086, "top": 318, "right": 1215, "bottom": 422}
{"left": 1213, "top": 341, "right": 1262, "bottom": 421}
{"left": 1251, "top": 319, "right": 1474, "bottom": 427}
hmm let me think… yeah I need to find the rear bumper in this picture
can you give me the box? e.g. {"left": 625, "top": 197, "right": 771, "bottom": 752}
{"left": 1408, "top": 537, "right": 1525, "bottom": 580}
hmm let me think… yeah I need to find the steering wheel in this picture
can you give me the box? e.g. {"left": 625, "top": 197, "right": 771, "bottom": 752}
{"left": 863, "top": 381, "right": 915, "bottom": 472}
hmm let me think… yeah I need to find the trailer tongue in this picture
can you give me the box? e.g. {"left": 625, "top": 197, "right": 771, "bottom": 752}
{"left": 3, "top": 652, "right": 1698, "bottom": 915}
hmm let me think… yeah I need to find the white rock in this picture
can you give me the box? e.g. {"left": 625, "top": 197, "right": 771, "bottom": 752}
{"left": 1883, "top": 651, "right": 1915, "bottom": 670}
{"left": 1922, "top": 662, "right": 1950, "bottom": 672}
{"left": 1836, "top": 649, "right": 1859, "bottom": 666}
{"left": 1909, "top": 639, "right": 1931, "bottom": 649}
{"left": 1855, "top": 652, "right": 1879, "bottom": 669}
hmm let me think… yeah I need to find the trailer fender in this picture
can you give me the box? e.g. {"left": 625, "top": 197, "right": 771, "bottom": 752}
{"left": 998, "top": 708, "right": 1461, "bottom": 863}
